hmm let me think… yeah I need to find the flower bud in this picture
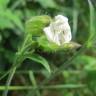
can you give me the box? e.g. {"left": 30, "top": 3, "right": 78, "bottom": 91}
{"left": 26, "top": 15, "right": 52, "bottom": 36}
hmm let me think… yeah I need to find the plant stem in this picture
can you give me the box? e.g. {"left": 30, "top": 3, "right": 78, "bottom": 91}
{"left": 29, "top": 71, "right": 41, "bottom": 96}
{"left": 0, "top": 84, "right": 86, "bottom": 91}
{"left": 2, "top": 67, "right": 17, "bottom": 96}
{"left": 2, "top": 34, "right": 31, "bottom": 96}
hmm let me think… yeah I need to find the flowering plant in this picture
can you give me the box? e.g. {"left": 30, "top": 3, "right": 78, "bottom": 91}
{"left": 3, "top": 15, "right": 80, "bottom": 96}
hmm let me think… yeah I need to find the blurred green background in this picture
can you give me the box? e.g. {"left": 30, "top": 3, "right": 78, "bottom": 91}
{"left": 0, "top": 0, "right": 96, "bottom": 96}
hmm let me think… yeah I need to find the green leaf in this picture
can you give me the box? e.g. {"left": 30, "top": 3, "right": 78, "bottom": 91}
{"left": 73, "top": 55, "right": 96, "bottom": 70}
{"left": 86, "top": 70, "right": 96, "bottom": 91}
{"left": 5, "top": 10, "right": 24, "bottom": 32}
{"left": 0, "top": 0, "right": 10, "bottom": 9}
{"left": 83, "top": 56, "right": 96, "bottom": 70}
{"left": 35, "top": 0, "right": 58, "bottom": 8}
{"left": 26, "top": 53, "right": 51, "bottom": 73}
{"left": 0, "top": 10, "right": 24, "bottom": 33}
{"left": 87, "top": 0, "right": 95, "bottom": 48}
{"left": 0, "top": 16, "right": 14, "bottom": 29}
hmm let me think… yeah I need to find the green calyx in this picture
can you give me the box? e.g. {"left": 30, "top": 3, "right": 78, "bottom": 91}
{"left": 25, "top": 15, "right": 52, "bottom": 36}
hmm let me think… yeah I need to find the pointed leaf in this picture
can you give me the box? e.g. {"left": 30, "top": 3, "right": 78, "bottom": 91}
{"left": 26, "top": 53, "right": 51, "bottom": 73}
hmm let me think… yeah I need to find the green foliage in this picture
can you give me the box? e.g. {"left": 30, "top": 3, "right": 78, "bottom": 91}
{"left": 73, "top": 54, "right": 96, "bottom": 70}
{"left": 0, "top": 9, "right": 24, "bottom": 32}
{"left": 0, "top": 0, "right": 96, "bottom": 96}
{"left": 27, "top": 53, "right": 51, "bottom": 72}
{"left": 87, "top": 0, "right": 96, "bottom": 48}
{"left": 0, "top": 0, "right": 10, "bottom": 9}
{"left": 35, "top": 0, "right": 58, "bottom": 9}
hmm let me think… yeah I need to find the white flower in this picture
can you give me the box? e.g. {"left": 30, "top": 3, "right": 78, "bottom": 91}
{"left": 43, "top": 15, "right": 72, "bottom": 46}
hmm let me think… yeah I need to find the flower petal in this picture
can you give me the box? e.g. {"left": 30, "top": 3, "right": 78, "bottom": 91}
{"left": 43, "top": 15, "right": 72, "bottom": 46}
{"left": 43, "top": 26, "right": 54, "bottom": 41}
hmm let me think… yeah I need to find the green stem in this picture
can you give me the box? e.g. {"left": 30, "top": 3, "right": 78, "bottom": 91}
{"left": 73, "top": 0, "right": 78, "bottom": 39}
{"left": 87, "top": 0, "right": 95, "bottom": 47}
{"left": 0, "top": 84, "right": 86, "bottom": 91}
{"left": 2, "top": 34, "right": 31, "bottom": 96}
{"left": 0, "top": 70, "right": 87, "bottom": 74}
{"left": 2, "top": 67, "right": 17, "bottom": 96}
{"left": 29, "top": 71, "right": 41, "bottom": 96}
